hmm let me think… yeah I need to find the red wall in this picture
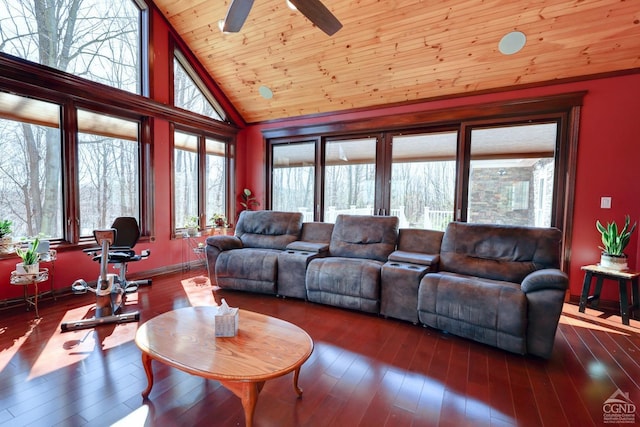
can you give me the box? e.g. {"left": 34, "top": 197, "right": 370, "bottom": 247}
{"left": 240, "top": 73, "right": 640, "bottom": 301}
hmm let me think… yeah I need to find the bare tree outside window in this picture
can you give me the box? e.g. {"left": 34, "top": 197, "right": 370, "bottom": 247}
{"left": 174, "top": 53, "right": 224, "bottom": 121}
{"left": 272, "top": 142, "right": 315, "bottom": 221}
{"left": 0, "top": 0, "right": 143, "bottom": 239}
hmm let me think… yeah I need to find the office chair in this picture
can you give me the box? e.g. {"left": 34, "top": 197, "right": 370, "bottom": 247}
{"left": 61, "top": 217, "right": 151, "bottom": 332}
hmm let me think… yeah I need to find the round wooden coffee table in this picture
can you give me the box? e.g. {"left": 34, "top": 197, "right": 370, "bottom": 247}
{"left": 135, "top": 306, "right": 313, "bottom": 426}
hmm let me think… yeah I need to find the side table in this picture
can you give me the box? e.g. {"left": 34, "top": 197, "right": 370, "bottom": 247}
{"left": 10, "top": 268, "right": 50, "bottom": 318}
{"left": 182, "top": 232, "right": 206, "bottom": 272}
{"left": 578, "top": 264, "right": 640, "bottom": 325}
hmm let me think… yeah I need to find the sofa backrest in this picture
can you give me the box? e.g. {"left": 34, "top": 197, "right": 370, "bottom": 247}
{"left": 235, "top": 210, "right": 303, "bottom": 250}
{"left": 396, "top": 228, "right": 444, "bottom": 254}
{"left": 329, "top": 214, "right": 399, "bottom": 262}
{"left": 300, "top": 222, "right": 334, "bottom": 243}
{"left": 439, "top": 221, "right": 562, "bottom": 283}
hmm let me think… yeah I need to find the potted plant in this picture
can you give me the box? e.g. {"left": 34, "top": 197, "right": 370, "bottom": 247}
{"left": 239, "top": 188, "right": 260, "bottom": 211}
{"left": 184, "top": 216, "right": 199, "bottom": 237}
{"left": 210, "top": 213, "right": 228, "bottom": 227}
{"left": 596, "top": 215, "right": 637, "bottom": 271}
{"left": 15, "top": 237, "right": 40, "bottom": 274}
{"left": 0, "top": 219, "right": 12, "bottom": 253}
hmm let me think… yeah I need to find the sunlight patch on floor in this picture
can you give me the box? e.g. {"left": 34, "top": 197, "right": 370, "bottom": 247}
{"left": 560, "top": 303, "right": 636, "bottom": 336}
{"left": 180, "top": 275, "right": 219, "bottom": 307}
{"left": 111, "top": 403, "right": 150, "bottom": 427}
{"left": 27, "top": 302, "right": 137, "bottom": 380}
{"left": 0, "top": 318, "right": 40, "bottom": 373}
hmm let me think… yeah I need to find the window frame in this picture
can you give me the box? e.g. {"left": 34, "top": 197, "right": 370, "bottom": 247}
{"left": 0, "top": 42, "right": 238, "bottom": 253}
{"left": 170, "top": 123, "right": 234, "bottom": 237}
{"left": 265, "top": 92, "right": 584, "bottom": 271}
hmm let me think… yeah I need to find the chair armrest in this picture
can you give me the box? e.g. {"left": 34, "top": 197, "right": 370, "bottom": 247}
{"left": 521, "top": 269, "right": 568, "bottom": 293}
{"left": 205, "top": 235, "right": 243, "bottom": 251}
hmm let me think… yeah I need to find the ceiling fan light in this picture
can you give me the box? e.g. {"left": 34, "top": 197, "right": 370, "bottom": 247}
{"left": 499, "top": 31, "right": 526, "bottom": 55}
{"left": 286, "top": 0, "right": 297, "bottom": 11}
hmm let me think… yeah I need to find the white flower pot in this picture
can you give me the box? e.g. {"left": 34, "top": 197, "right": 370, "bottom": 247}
{"left": 16, "top": 262, "right": 39, "bottom": 274}
{"left": 600, "top": 253, "right": 628, "bottom": 271}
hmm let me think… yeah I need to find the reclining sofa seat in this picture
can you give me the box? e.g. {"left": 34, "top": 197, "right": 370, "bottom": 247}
{"left": 417, "top": 222, "right": 568, "bottom": 359}
{"left": 205, "top": 210, "right": 303, "bottom": 294}
{"left": 306, "top": 214, "right": 399, "bottom": 313}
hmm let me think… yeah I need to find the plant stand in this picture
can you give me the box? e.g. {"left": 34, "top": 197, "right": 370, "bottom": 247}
{"left": 10, "top": 268, "right": 49, "bottom": 319}
{"left": 579, "top": 264, "right": 640, "bottom": 325}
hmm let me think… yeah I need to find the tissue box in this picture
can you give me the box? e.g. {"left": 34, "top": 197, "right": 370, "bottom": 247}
{"left": 214, "top": 307, "right": 239, "bottom": 337}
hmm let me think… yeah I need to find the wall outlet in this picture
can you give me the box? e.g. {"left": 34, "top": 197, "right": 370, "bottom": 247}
{"left": 600, "top": 196, "right": 612, "bottom": 209}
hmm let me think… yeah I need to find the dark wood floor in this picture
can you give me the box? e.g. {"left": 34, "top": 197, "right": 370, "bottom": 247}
{"left": 1, "top": 268, "right": 639, "bottom": 426}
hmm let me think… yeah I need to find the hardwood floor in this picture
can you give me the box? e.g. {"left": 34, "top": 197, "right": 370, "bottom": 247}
{"left": 1, "top": 269, "right": 639, "bottom": 426}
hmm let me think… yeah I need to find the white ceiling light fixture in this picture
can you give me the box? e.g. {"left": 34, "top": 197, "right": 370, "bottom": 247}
{"left": 286, "top": 0, "right": 297, "bottom": 11}
{"left": 259, "top": 85, "right": 273, "bottom": 99}
{"left": 499, "top": 31, "right": 526, "bottom": 55}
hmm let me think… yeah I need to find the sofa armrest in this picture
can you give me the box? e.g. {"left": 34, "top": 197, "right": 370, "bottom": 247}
{"left": 521, "top": 269, "right": 568, "bottom": 358}
{"left": 520, "top": 269, "right": 568, "bottom": 293}
{"left": 286, "top": 241, "right": 329, "bottom": 253}
{"left": 388, "top": 250, "right": 439, "bottom": 268}
{"left": 206, "top": 235, "right": 243, "bottom": 252}
{"left": 205, "top": 236, "right": 243, "bottom": 285}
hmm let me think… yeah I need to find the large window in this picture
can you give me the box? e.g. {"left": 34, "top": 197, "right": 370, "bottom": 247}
{"left": 466, "top": 122, "right": 557, "bottom": 227}
{"left": 391, "top": 131, "right": 457, "bottom": 230}
{"left": 272, "top": 142, "right": 316, "bottom": 221}
{"left": 77, "top": 110, "right": 141, "bottom": 236}
{"left": 324, "top": 138, "right": 377, "bottom": 222}
{"left": 174, "top": 51, "right": 225, "bottom": 121}
{"left": 0, "top": 0, "right": 145, "bottom": 94}
{"left": 0, "top": 1, "right": 238, "bottom": 248}
{"left": 173, "top": 129, "right": 228, "bottom": 233}
{"left": 0, "top": 93, "right": 63, "bottom": 239}
{"left": 266, "top": 94, "right": 580, "bottom": 241}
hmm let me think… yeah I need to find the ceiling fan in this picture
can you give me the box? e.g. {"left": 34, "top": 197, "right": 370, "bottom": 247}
{"left": 220, "top": 0, "right": 343, "bottom": 36}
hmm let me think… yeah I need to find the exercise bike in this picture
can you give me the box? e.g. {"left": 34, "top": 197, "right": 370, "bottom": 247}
{"left": 60, "top": 227, "right": 144, "bottom": 332}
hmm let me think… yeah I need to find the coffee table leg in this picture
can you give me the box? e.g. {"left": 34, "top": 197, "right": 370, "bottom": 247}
{"left": 293, "top": 367, "right": 303, "bottom": 397}
{"left": 141, "top": 352, "right": 154, "bottom": 398}
{"left": 220, "top": 380, "right": 264, "bottom": 427}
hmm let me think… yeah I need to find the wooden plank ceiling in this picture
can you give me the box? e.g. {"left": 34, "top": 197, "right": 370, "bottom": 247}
{"left": 153, "top": 0, "right": 640, "bottom": 124}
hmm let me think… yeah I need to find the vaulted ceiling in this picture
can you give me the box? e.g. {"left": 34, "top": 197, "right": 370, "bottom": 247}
{"left": 153, "top": 0, "right": 640, "bottom": 124}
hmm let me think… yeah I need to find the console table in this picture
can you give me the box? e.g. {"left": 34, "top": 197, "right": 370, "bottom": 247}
{"left": 579, "top": 264, "right": 640, "bottom": 325}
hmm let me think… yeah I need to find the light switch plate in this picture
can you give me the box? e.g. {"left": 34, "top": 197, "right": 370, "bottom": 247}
{"left": 601, "top": 197, "right": 612, "bottom": 209}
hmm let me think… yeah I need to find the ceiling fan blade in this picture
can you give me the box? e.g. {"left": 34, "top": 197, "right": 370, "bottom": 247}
{"left": 222, "top": 0, "right": 255, "bottom": 33}
{"left": 289, "top": 0, "right": 343, "bottom": 36}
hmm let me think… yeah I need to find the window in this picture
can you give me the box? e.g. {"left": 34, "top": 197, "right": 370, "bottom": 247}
{"left": 0, "top": 0, "right": 145, "bottom": 94}
{"left": 391, "top": 131, "right": 457, "bottom": 230}
{"left": 205, "top": 138, "right": 227, "bottom": 226}
{"left": 466, "top": 122, "right": 557, "bottom": 227}
{"left": 174, "top": 131, "right": 199, "bottom": 230}
{"left": 77, "top": 109, "right": 141, "bottom": 236}
{"left": 324, "top": 137, "right": 377, "bottom": 222}
{"left": 174, "top": 51, "right": 225, "bottom": 121}
{"left": 0, "top": 92, "right": 63, "bottom": 239}
{"left": 173, "top": 129, "right": 228, "bottom": 233}
{"left": 266, "top": 93, "right": 581, "bottom": 242}
{"left": 272, "top": 142, "right": 316, "bottom": 222}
